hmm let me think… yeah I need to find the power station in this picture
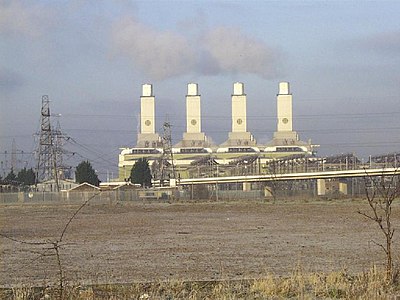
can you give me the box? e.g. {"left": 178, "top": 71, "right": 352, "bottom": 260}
{"left": 119, "top": 82, "right": 316, "bottom": 181}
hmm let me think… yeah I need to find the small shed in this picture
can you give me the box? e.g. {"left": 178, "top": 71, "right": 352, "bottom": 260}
{"left": 99, "top": 181, "right": 140, "bottom": 191}
{"left": 68, "top": 182, "right": 100, "bottom": 192}
{"left": 36, "top": 179, "right": 78, "bottom": 192}
{"left": 112, "top": 182, "right": 140, "bottom": 191}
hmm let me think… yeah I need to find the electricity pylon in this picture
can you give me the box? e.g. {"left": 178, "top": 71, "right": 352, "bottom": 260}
{"left": 160, "top": 121, "right": 176, "bottom": 186}
{"left": 36, "top": 95, "right": 59, "bottom": 190}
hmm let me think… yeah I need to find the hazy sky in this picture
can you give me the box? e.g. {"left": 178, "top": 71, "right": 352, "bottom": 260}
{"left": 1, "top": 0, "right": 399, "bottom": 179}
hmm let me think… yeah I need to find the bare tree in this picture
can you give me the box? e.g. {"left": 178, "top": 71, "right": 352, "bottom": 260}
{"left": 265, "top": 159, "right": 279, "bottom": 203}
{"left": 358, "top": 169, "right": 400, "bottom": 281}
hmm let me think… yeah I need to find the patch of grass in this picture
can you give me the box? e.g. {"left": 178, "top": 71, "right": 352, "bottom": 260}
{"left": 2, "top": 267, "right": 400, "bottom": 299}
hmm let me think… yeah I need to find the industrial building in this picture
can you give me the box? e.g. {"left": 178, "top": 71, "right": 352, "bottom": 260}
{"left": 118, "top": 82, "right": 316, "bottom": 181}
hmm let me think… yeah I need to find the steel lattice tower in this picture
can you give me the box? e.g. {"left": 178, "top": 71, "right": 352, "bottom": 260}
{"left": 160, "top": 121, "right": 176, "bottom": 185}
{"left": 36, "top": 95, "right": 59, "bottom": 189}
{"left": 53, "top": 119, "right": 68, "bottom": 180}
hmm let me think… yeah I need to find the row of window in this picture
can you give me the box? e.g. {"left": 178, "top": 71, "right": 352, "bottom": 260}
{"left": 129, "top": 146, "right": 307, "bottom": 155}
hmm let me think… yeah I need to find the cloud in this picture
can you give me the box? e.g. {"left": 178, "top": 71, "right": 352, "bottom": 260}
{"left": 0, "top": 67, "right": 25, "bottom": 93}
{"left": 111, "top": 17, "right": 281, "bottom": 81}
{"left": 355, "top": 31, "right": 400, "bottom": 57}
{"left": 201, "top": 27, "right": 281, "bottom": 79}
{"left": 111, "top": 17, "right": 196, "bottom": 81}
{"left": 0, "top": 0, "right": 50, "bottom": 37}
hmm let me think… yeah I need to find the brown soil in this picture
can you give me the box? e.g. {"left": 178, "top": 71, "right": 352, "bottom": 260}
{"left": 0, "top": 199, "right": 398, "bottom": 287}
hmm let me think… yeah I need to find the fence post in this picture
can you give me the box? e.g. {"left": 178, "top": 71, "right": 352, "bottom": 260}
{"left": 18, "top": 192, "right": 24, "bottom": 203}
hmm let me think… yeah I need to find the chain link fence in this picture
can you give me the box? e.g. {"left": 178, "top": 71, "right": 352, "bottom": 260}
{"left": 0, "top": 177, "right": 368, "bottom": 205}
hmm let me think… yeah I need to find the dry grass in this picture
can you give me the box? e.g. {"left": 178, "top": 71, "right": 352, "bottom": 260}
{"left": 2, "top": 266, "right": 399, "bottom": 299}
{"left": 250, "top": 266, "right": 396, "bottom": 299}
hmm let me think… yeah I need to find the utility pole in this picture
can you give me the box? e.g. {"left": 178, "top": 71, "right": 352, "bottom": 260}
{"left": 36, "top": 95, "right": 59, "bottom": 191}
{"left": 160, "top": 121, "right": 176, "bottom": 186}
{"left": 11, "top": 139, "right": 17, "bottom": 171}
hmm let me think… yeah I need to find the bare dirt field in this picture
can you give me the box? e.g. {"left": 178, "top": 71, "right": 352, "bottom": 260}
{"left": 1, "top": 199, "right": 398, "bottom": 287}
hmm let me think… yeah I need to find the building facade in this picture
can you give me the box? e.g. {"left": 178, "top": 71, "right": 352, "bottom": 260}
{"left": 118, "top": 82, "right": 316, "bottom": 181}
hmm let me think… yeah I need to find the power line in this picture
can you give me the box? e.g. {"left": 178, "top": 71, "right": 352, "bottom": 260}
{"left": 58, "top": 110, "right": 400, "bottom": 120}
{"left": 66, "top": 137, "right": 118, "bottom": 169}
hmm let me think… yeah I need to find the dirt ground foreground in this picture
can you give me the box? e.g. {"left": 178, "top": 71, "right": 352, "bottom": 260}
{"left": 1, "top": 199, "right": 398, "bottom": 287}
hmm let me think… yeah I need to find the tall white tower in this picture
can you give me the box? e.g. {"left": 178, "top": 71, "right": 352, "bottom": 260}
{"left": 222, "top": 82, "right": 256, "bottom": 146}
{"left": 232, "top": 82, "right": 247, "bottom": 133}
{"left": 277, "top": 82, "right": 293, "bottom": 132}
{"left": 176, "top": 83, "right": 208, "bottom": 147}
{"left": 272, "top": 81, "right": 298, "bottom": 143}
{"left": 186, "top": 83, "right": 202, "bottom": 134}
{"left": 136, "top": 84, "right": 161, "bottom": 147}
{"left": 141, "top": 84, "right": 155, "bottom": 134}
{"left": 265, "top": 81, "right": 315, "bottom": 154}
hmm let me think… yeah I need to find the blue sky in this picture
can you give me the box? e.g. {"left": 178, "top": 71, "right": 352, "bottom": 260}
{"left": 1, "top": 0, "right": 399, "bottom": 179}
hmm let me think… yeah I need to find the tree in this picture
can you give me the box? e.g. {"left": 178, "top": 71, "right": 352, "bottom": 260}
{"left": 75, "top": 161, "right": 100, "bottom": 186}
{"left": 4, "top": 168, "right": 17, "bottom": 185}
{"left": 17, "top": 168, "right": 36, "bottom": 186}
{"left": 358, "top": 170, "right": 400, "bottom": 282}
{"left": 130, "top": 158, "right": 152, "bottom": 187}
